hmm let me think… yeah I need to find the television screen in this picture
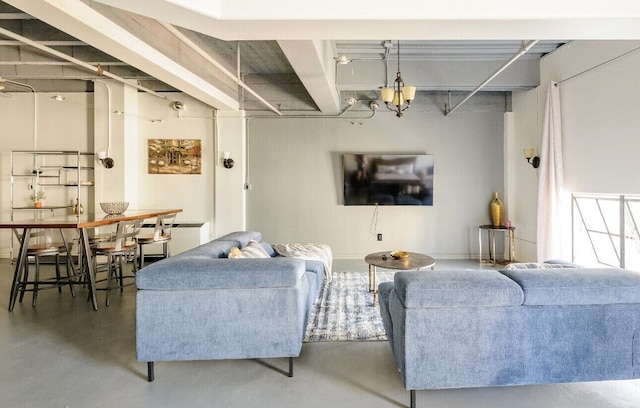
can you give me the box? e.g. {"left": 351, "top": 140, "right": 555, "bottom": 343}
{"left": 343, "top": 154, "right": 434, "bottom": 206}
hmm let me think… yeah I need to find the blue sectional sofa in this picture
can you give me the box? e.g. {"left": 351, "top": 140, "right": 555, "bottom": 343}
{"left": 135, "top": 231, "right": 326, "bottom": 381}
{"left": 378, "top": 263, "right": 640, "bottom": 408}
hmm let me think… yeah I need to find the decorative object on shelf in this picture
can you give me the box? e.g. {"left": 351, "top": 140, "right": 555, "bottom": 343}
{"left": 72, "top": 199, "right": 84, "bottom": 215}
{"left": 30, "top": 190, "right": 45, "bottom": 208}
{"left": 380, "top": 40, "right": 416, "bottom": 118}
{"left": 523, "top": 148, "right": 540, "bottom": 168}
{"left": 100, "top": 201, "right": 129, "bottom": 215}
{"left": 490, "top": 192, "right": 504, "bottom": 227}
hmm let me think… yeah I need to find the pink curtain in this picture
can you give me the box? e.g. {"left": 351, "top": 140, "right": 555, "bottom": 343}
{"left": 537, "top": 81, "right": 565, "bottom": 261}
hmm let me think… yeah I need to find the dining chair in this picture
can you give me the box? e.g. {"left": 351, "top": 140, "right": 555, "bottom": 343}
{"left": 137, "top": 213, "right": 176, "bottom": 269}
{"left": 90, "top": 219, "right": 143, "bottom": 306}
{"left": 13, "top": 228, "right": 75, "bottom": 307}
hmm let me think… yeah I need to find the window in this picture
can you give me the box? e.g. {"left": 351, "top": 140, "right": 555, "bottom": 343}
{"left": 572, "top": 194, "right": 640, "bottom": 271}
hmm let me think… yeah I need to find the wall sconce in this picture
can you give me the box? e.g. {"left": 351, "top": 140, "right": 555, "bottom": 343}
{"left": 523, "top": 148, "right": 540, "bottom": 168}
{"left": 223, "top": 152, "right": 234, "bottom": 169}
{"left": 97, "top": 150, "right": 114, "bottom": 169}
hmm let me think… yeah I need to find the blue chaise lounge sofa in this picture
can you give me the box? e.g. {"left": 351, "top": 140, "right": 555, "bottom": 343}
{"left": 378, "top": 263, "right": 640, "bottom": 408}
{"left": 135, "top": 231, "right": 327, "bottom": 381}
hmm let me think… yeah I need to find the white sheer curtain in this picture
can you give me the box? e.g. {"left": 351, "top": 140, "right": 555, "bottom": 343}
{"left": 537, "top": 81, "right": 565, "bottom": 261}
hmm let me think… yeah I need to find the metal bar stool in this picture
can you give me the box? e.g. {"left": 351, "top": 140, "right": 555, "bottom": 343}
{"left": 90, "top": 219, "right": 143, "bottom": 306}
{"left": 137, "top": 213, "right": 176, "bottom": 269}
{"left": 13, "top": 228, "right": 75, "bottom": 307}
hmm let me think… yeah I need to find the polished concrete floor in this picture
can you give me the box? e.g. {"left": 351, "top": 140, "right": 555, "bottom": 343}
{"left": 1, "top": 258, "right": 639, "bottom": 408}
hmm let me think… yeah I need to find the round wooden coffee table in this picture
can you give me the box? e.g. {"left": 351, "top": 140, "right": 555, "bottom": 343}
{"left": 365, "top": 251, "right": 436, "bottom": 306}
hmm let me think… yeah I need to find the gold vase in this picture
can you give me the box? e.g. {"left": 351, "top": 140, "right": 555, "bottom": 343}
{"left": 490, "top": 192, "right": 504, "bottom": 227}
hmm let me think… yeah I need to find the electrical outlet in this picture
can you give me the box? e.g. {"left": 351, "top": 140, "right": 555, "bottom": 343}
{"left": 377, "top": 233, "right": 382, "bottom": 241}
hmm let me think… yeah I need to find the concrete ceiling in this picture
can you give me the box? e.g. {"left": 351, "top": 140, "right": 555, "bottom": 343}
{"left": 1, "top": 1, "right": 639, "bottom": 114}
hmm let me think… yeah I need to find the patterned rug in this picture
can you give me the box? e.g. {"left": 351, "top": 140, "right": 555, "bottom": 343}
{"left": 303, "top": 270, "right": 395, "bottom": 342}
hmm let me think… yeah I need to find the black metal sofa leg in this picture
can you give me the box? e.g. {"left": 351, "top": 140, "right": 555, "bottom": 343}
{"left": 410, "top": 390, "right": 416, "bottom": 408}
{"left": 146, "top": 358, "right": 290, "bottom": 382}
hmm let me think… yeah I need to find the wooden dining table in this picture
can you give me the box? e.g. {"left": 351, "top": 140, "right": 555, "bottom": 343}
{"left": 0, "top": 209, "right": 182, "bottom": 311}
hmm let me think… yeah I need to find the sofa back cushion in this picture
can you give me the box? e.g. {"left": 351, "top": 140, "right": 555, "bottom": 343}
{"left": 394, "top": 270, "right": 524, "bottom": 308}
{"left": 216, "top": 231, "right": 262, "bottom": 248}
{"left": 500, "top": 268, "right": 640, "bottom": 305}
{"left": 136, "top": 257, "right": 305, "bottom": 290}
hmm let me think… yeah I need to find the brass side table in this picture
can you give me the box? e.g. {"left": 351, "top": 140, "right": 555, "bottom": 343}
{"left": 478, "top": 224, "right": 515, "bottom": 264}
{"left": 364, "top": 251, "right": 436, "bottom": 306}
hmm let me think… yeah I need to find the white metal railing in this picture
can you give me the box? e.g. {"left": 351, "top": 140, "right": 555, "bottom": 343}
{"left": 572, "top": 193, "right": 640, "bottom": 271}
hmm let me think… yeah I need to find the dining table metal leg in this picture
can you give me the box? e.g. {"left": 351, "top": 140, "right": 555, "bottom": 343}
{"left": 9, "top": 227, "right": 31, "bottom": 311}
{"left": 79, "top": 228, "right": 99, "bottom": 311}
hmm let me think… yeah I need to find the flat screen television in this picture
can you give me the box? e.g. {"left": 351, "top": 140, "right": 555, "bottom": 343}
{"left": 343, "top": 154, "right": 434, "bottom": 206}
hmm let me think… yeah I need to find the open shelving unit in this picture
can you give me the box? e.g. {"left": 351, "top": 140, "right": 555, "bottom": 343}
{"left": 10, "top": 150, "right": 95, "bottom": 259}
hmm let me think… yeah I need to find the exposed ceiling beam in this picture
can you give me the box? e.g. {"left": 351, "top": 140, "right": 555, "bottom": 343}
{"left": 277, "top": 40, "right": 340, "bottom": 114}
{"left": 94, "top": 0, "right": 640, "bottom": 40}
{"left": 4, "top": 0, "right": 239, "bottom": 110}
{"left": 0, "top": 25, "right": 167, "bottom": 97}
{"left": 159, "top": 22, "right": 282, "bottom": 115}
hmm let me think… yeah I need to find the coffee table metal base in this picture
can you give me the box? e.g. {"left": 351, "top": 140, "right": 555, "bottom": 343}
{"left": 365, "top": 251, "right": 435, "bottom": 306}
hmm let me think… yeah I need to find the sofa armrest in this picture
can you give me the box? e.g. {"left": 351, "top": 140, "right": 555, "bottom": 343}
{"left": 136, "top": 257, "right": 306, "bottom": 290}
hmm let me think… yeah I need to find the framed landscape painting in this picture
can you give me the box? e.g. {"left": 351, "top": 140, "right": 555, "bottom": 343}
{"left": 148, "top": 139, "right": 202, "bottom": 174}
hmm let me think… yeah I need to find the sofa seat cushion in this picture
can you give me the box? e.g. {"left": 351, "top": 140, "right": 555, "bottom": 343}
{"left": 394, "top": 270, "right": 524, "bottom": 308}
{"left": 500, "top": 268, "right": 640, "bottom": 306}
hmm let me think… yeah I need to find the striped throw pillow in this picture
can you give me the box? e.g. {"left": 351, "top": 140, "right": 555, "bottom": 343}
{"left": 228, "top": 240, "right": 271, "bottom": 259}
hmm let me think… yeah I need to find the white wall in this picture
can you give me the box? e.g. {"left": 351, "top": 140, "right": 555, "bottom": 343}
{"left": 510, "top": 89, "right": 543, "bottom": 261}
{"left": 132, "top": 92, "right": 215, "bottom": 230}
{"left": 542, "top": 40, "right": 640, "bottom": 195}
{"left": 213, "top": 110, "right": 246, "bottom": 237}
{"left": 245, "top": 94, "right": 506, "bottom": 259}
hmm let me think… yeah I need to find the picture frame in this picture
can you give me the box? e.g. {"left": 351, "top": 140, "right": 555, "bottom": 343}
{"left": 148, "top": 139, "right": 202, "bottom": 174}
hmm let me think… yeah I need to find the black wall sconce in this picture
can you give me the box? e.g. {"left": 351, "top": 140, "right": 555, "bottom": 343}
{"left": 223, "top": 152, "right": 234, "bottom": 169}
{"left": 523, "top": 148, "right": 540, "bottom": 168}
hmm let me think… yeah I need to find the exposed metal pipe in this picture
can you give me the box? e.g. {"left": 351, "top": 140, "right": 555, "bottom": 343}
{"left": 93, "top": 80, "right": 115, "bottom": 168}
{"left": 0, "top": 26, "right": 167, "bottom": 99}
{"left": 445, "top": 40, "right": 540, "bottom": 116}
{"left": 159, "top": 22, "right": 283, "bottom": 116}
{"left": 1, "top": 77, "right": 37, "bottom": 150}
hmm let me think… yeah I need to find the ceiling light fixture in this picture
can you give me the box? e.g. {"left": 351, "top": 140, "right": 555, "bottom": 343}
{"left": 51, "top": 94, "right": 65, "bottom": 102}
{"left": 335, "top": 55, "right": 351, "bottom": 65}
{"left": 380, "top": 41, "right": 416, "bottom": 118}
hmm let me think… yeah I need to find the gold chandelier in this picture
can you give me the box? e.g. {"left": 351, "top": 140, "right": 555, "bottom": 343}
{"left": 380, "top": 41, "right": 416, "bottom": 118}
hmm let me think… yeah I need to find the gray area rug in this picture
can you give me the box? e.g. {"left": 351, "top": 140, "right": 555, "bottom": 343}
{"left": 303, "top": 271, "right": 395, "bottom": 342}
